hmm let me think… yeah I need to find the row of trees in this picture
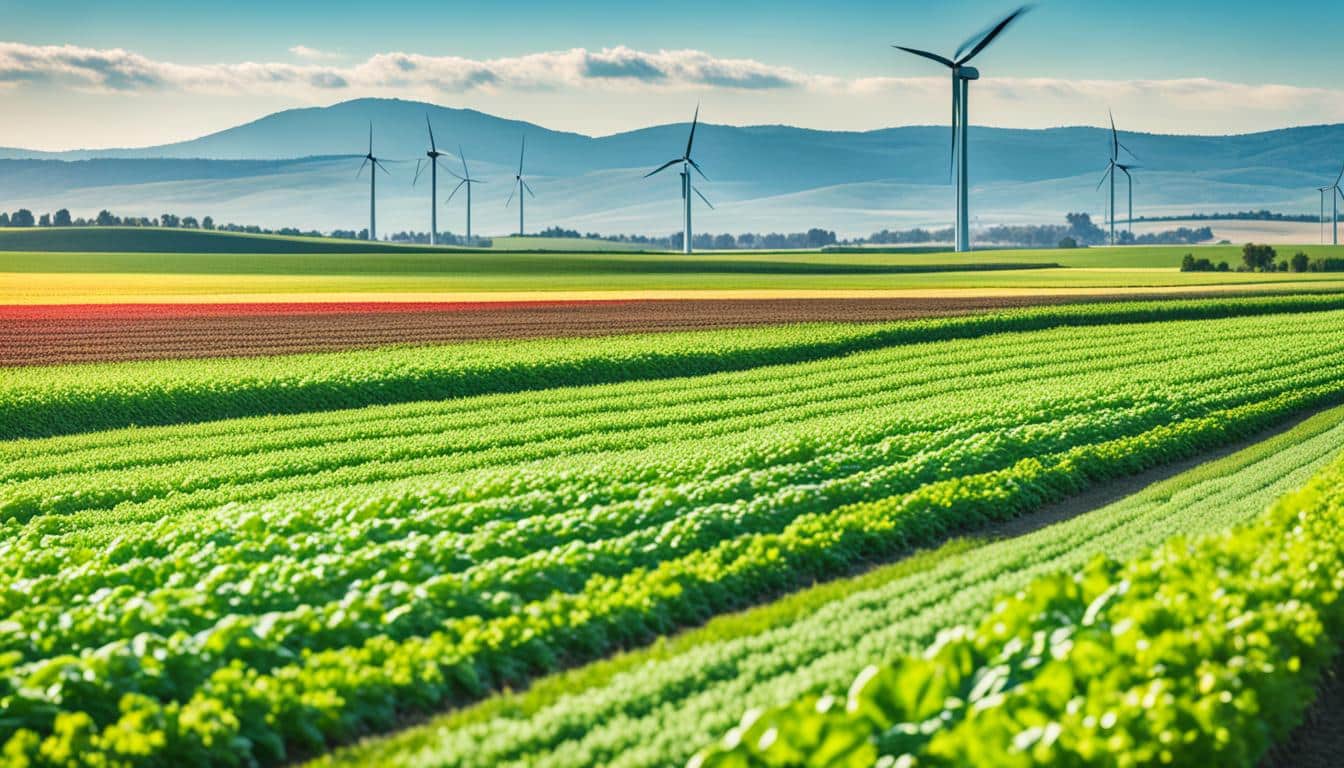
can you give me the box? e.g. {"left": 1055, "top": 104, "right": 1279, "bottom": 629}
{"left": 530, "top": 226, "right": 839, "bottom": 250}
{"left": 1183, "top": 245, "right": 1344, "bottom": 274}
{"left": 1139, "top": 210, "right": 1342, "bottom": 224}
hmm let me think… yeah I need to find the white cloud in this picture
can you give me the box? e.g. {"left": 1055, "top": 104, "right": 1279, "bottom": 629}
{"left": 1, "top": 41, "right": 1343, "bottom": 142}
{"left": 289, "top": 45, "right": 342, "bottom": 61}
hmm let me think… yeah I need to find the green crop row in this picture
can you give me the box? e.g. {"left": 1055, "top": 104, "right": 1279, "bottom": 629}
{"left": 6, "top": 292, "right": 1344, "bottom": 440}
{"left": 692, "top": 438, "right": 1344, "bottom": 768}
{"left": 317, "top": 399, "right": 1344, "bottom": 768}
{"left": 4, "top": 383, "right": 1342, "bottom": 765}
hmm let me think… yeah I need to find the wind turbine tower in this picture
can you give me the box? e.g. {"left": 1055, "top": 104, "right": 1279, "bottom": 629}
{"left": 645, "top": 106, "right": 713, "bottom": 254}
{"left": 1097, "top": 112, "right": 1138, "bottom": 246}
{"left": 1327, "top": 165, "right": 1344, "bottom": 246}
{"left": 895, "top": 6, "right": 1030, "bottom": 252}
{"left": 413, "top": 117, "right": 448, "bottom": 245}
{"left": 507, "top": 137, "right": 536, "bottom": 236}
{"left": 356, "top": 123, "right": 389, "bottom": 241}
{"left": 447, "top": 147, "right": 484, "bottom": 245}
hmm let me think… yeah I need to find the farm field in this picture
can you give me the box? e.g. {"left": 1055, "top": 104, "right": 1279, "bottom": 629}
{"left": 316, "top": 402, "right": 1344, "bottom": 768}
{"left": 3, "top": 297, "right": 1344, "bottom": 766}
{"left": 4, "top": 239, "right": 1344, "bottom": 304}
{"left": 4, "top": 292, "right": 1332, "bottom": 366}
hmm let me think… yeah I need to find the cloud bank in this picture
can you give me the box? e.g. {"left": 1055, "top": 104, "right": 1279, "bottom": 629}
{"left": 2, "top": 41, "right": 1343, "bottom": 146}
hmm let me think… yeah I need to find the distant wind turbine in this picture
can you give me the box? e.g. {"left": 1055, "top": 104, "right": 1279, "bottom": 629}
{"left": 645, "top": 105, "right": 712, "bottom": 254}
{"left": 895, "top": 5, "right": 1030, "bottom": 253}
{"left": 355, "top": 122, "right": 390, "bottom": 241}
{"left": 1097, "top": 111, "right": 1138, "bottom": 246}
{"left": 1326, "top": 164, "right": 1344, "bottom": 246}
{"left": 1319, "top": 185, "right": 1331, "bottom": 244}
{"left": 1116, "top": 162, "right": 1139, "bottom": 238}
{"left": 412, "top": 116, "right": 447, "bottom": 245}
{"left": 446, "top": 146, "right": 484, "bottom": 245}
{"left": 506, "top": 137, "right": 536, "bottom": 236}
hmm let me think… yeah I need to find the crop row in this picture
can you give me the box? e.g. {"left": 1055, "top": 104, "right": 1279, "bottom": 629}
{"left": 5, "top": 313, "right": 1340, "bottom": 659}
{"left": 320, "top": 397, "right": 1344, "bottom": 768}
{"left": 6, "top": 292, "right": 1344, "bottom": 439}
{"left": 692, "top": 433, "right": 1344, "bottom": 767}
{"left": 4, "top": 372, "right": 1344, "bottom": 762}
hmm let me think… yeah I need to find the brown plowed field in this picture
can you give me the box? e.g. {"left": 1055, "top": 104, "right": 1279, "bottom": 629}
{"left": 0, "top": 294, "right": 1235, "bottom": 366}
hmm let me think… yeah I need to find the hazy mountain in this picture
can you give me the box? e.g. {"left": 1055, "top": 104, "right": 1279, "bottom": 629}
{"left": 0, "top": 98, "right": 1340, "bottom": 237}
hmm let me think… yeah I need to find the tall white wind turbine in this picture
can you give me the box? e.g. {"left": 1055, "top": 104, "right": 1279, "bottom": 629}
{"left": 645, "top": 105, "right": 712, "bottom": 254}
{"left": 1327, "top": 164, "right": 1344, "bottom": 246}
{"left": 506, "top": 137, "right": 536, "bottom": 236}
{"left": 1097, "top": 111, "right": 1139, "bottom": 246}
{"left": 413, "top": 116, "right": 448, "bottom": 245}
{"left": 446, "top": 146, "right": 485, "bottom": 245}
{"left": 895, "top": 6, "right": 1030, "bottom": 253}
{"left": 355, "top": 123, "right": 390, "bottom": 241}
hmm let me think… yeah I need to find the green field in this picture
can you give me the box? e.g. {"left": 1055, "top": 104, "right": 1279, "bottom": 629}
{"left": 317, "top": 403, "right": 1344, "bottom": 768}
{"left": 4, "top": 299, "right": 1344, "bottom": 766}
{"left": 4, "top": 228, "right": 1344, "bottom": 303}
{"left": 5, "top": 245, "right": 1344, "bottom": 303}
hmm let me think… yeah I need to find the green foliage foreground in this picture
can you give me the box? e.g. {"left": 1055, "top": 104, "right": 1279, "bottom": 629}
{"left": 693, "top": 437, "right": 1344, "bottom": 768}
{"left": 3, "top": 307, "right": 1344, "bottom": 766}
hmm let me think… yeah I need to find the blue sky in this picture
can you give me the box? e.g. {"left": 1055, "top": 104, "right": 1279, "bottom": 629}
{"left": 3, "top": 0, "right": 1342, "bottom": 149}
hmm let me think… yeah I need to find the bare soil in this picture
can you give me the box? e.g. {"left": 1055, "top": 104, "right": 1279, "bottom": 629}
{"left": 2, "top": 293, "right": 1233, "bottom": 366}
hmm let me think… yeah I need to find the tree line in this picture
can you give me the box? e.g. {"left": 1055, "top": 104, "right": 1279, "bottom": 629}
{"left": 0, "top": 207, "right": 1216, "bottom": 250}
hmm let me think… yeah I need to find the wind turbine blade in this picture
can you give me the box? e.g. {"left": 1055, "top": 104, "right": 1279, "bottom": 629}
{"left": 523, "top": 180, "right": 536, "bottom": 198}
{"left": 459, "top": 146, "right": 470, "bottom": 179}
{"left": 644, "top": 158, "right": 682, "bottom": 178}
{"left": 892, "top": 46, "right": 954, "bottom": 68}
{"left": 686, "top": 104, "right": 700, "bottom": 158}
{"left": 446, "top": 180, "right": 466, "bottom": 205}
{"left": 1096, "top": 164, "right": 1113, "bottom": 191}
{"left": 413, "top": 159, "right": 424, "bottom": 186}
{"left": 426, "top": 115, "right": 437, "bottom": 152}
{"left": 693, "top": 186, "right": 714, "bottom": 209}
{"left": 375, "top": 159, "right": 390, "bottom": 176}
{"left": 956, "top": 5, "right": 1031, "bottom": 64}
{"left": 1119, "top": 140, "right": 1138, "bottom": 160}
{"left": 506, "top": 182, "right": 516, "bottom": 207}
{"left": 357, "top": 157, "right": 369, "bottom": 178}
{"left": 446, "top": 167, "right": 465, "bottom": 181}
{"left": 687, "top": 157, "right": 710, "bottom": 181}
{"left": 368, "top": 122, "right": 373, "bottom": 155}
{"left": 1334, "top": 162, "right": 1344, "bottom": 188}
{"left": 518, "top": 136, "right": 526, "bottom": 175}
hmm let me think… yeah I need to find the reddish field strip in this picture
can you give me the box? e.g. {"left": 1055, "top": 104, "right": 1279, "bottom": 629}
{"left": 0, "top": 294, "right": 1229, "bottom": 367}
{"left": 0, "top": 300, "right": 628, "bottom": 320}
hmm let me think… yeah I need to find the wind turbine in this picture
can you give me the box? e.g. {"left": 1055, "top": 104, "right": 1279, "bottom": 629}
{"left": 355, "top": 122, "right": 389, "bottom": 241}
{"left": 446, "top": 146, "right": 484, "bottom": 245}
{"left": 1318, "top": 185, "right": 1330, "bottom": 244}
{"left": 1116, "top": 162, "right": 1139, "bottom": 239}
{"left": 1096, "top": 111, "right": 1138, "bottom": 246}
{"left": 506, "top": 137, "right": 536, "bottom": 236}
{"left": 413, "top": 116, "right": 448, "bottom": 245}
{"left": 645, "top": 105, "right": 712, "bottom": 254}
{"left": 895, "top": 5, "right": 1030, "bottom": 253}
{"left": 1326, "top": 164, "right": 1344, "bottom": 246}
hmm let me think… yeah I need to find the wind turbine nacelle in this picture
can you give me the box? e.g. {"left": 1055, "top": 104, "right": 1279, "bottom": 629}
{"left": 956, "top": 66, "right": 980, "bottom": 80}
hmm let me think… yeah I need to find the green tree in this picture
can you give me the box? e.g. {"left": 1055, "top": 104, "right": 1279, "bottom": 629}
{"left": 1241, "top": 243, "right": 1276, "bottom": 271}
{"left": 53, "top": 208, "right": 72, "bottom": 226}
{"left": 10, "top": 209, "right": 35, "bottom": 227}
{"left": 1291, "top": 251, "right": 1310, "bottom": 273}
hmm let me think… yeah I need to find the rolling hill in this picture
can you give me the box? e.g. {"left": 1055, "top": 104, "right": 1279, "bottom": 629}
{"left": 0, "top": 98, "right": 1340, "bottom": 238}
